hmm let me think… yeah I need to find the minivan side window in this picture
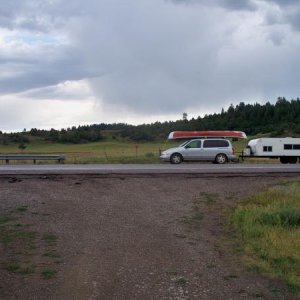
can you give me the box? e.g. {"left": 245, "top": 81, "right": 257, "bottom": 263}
{"left": 203, "top": 140, "right": 229, "bottom": 148}
{"left": 185, "top": 140, "right": 201, "bottom": 148}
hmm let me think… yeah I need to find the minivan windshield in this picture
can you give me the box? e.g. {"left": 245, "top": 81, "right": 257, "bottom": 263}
{"left": 179, "top": 140, "right": 192, "bottom": 147}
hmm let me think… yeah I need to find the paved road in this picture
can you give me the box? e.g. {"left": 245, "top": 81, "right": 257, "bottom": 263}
{"left": 0, "top": 163, "right": 300, "bottom": 175}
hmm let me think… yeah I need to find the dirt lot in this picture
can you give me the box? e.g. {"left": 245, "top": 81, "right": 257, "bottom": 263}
{"left": 0, "top": 174, "right": 298, "bottom": 300}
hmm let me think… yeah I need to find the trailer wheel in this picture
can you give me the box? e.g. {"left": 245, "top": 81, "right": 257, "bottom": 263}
{"left": 215, "top": 153, "right": 228, "bottom": 164}
{"left": 170, "top": 153, "right": 183, "bottom": 164}
{"left": 288, "top": 157, "right": 297, "bottom": 164}
{"left": 280, "top": 157, "right": 298, "bottom": 164}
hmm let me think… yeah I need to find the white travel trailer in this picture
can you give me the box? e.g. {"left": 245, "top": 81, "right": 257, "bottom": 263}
{"left": 242, "top": 138, "right": 300, "bottom": 163}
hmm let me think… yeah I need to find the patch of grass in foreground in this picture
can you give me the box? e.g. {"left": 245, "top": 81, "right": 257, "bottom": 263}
{"left": 16, "top": 206, "right": 28, "bottom": 213}
{"left": 41, "top": 268, "right": 57, "bottom": 279}
{"left": 42, "top": 234, "right": 58, "bottom": 244}
{"left": 0, "top": 214, "right": 14, "bottom": 224}
{"left": 231, "top": 181, "right": 300, "bottom": 297}
{"left": 0, "top": 207, "right": 61, "bottom": 283}
{"left": 174, "top": 276, "right": 188, "bottom": 285}
{"left": 4, "top": 262, "right": 35, "bottom": 275}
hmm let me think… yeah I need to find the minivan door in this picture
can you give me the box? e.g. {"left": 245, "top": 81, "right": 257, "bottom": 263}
{"left": 182, "top": 140, "right": 202, "bottom": 160}
{"left": 202, "top": 140, "right": 230, "bottom": 160}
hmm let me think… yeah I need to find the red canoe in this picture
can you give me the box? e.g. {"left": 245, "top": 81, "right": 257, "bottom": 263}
{"left": 168, "top": 131, "right": 247, "bottom": 140}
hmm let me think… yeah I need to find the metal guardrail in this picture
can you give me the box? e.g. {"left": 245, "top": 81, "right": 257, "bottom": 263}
{"left": 0, "top": 154, "right": 65, "bottom": 164}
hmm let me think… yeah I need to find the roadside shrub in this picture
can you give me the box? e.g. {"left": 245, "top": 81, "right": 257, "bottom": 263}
{"left": 258, "top": 207, "right": 300, "bottom": 227}
{"left": 231, "top": 181, "right": 300, "bottom": 297}
{"left": 278, "top": 207, "right": 300, "bottom": 227}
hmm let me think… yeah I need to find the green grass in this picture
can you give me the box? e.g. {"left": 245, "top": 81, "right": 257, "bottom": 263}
{"left": 0, "top": 220, "right": 37, "bottom": 276}
{"left": 42, "top": 234, "right": 58, "bottom": 244}
{"left": 43, "top": 250, "right": 60, "bottom": 258}
{"left": 0, "top": 139, "right": 169, "bottom": 163}
{"left": 0, "top": 227, "right": 36, "bottom": 249}
{"left": 198, "top": 192, "right": 219, "bottom": 206}
{"left": 16, "top": 206, "right": 28, "bottom": 213}
{"left": 231, "top": 181, "right": 300, "bottom": 297}
{"left": 4, "top": 262, "right": 35, "bottom": 275}
{"left": 0, "top": 214, "right": 14, "bottom": 224}
{"left": 41, "top": 268, "right": 57, "bottom": 279}
{"left": 0, "top": 206, "right": 61, "bottom": 281}
{"left": 0, "top": 135, "right": 285, "bottom": 164}
{"left": 180, "top": 194, "right": 206, "bottom": 227}
{"left": 174, "top": 276, "right": 188, "bottom": 285}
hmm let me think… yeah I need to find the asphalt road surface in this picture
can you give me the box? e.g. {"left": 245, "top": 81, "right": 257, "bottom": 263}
{"left": 0, "top": 163, "right": 300, "bottom": 175}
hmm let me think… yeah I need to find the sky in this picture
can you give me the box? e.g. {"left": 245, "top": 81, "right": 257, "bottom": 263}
{"left": 1, "top": 0, "right": 300, "bottom": 132}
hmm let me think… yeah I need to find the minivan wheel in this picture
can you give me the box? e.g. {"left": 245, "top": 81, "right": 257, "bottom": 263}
{"left": 215, "top": 153, "right": 227, "bottom": 164}
{"left": 170, "top": 153, "right": 183, "bottom": 164}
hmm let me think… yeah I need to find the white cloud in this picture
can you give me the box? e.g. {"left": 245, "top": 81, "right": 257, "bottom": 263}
{"left": 0, "top": 80, "right": 97, "bottom": 131}
{"left": 0, "top": 96, "right": 96, "bottom": 132}
{"left": 0, "top": 79, "right": 184, "bottom": 132}
{"left": 22, "top": 79, "right": 95, "bottom": 100}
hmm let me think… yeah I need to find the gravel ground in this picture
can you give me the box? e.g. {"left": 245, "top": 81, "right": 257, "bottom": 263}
{"left": 0, "top": 174, "right": 298, "bottom": 300}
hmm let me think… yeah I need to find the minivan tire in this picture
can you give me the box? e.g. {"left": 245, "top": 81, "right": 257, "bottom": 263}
{"left": 215, "top": 153, "right": 228, "bottom": 164}
{"left": 170, "top": 153, "right": 183, "bottom": 164}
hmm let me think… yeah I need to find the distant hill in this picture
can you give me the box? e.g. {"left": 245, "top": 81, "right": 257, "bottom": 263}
{"left": 1, "top": 97, "right": 300, "bottom": 144}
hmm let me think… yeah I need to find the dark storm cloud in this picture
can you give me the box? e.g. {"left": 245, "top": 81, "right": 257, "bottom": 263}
{"left": 269, "top": 0, "right": 300, "bottom": 6}
{"left": 0, "top": 1, "right": 46, "bottom": 31}
{"left": 289, "top": 13, "right": 300, "bottom": 29}
{"left": 171, "top": 0, "right": 300, "bottom": 9}
{"left": 221, "top": 0, "right": 255, "bottom": 10}
{"left": 0, "top": 44, "right": 102, "bottom": 95}
{"left": 262, "top": 0, "right": 300, "bottom": 30}
{"left": 172, "top": 0, "right": 300, "bottom": 30}
{"left": 169, "top": 0, "right": 256, "bottom": 10}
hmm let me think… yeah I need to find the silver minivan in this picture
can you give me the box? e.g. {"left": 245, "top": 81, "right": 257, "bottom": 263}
{"left": 160, "top": 139, "right": 236, "bottom": 164}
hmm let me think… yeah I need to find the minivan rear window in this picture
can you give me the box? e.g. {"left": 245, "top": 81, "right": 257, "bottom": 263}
{"left": 203, "top": 140, "right": 229, "bottom": 148}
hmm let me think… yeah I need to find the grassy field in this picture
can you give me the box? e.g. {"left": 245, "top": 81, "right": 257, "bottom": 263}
{"left": 0, "top": 139, "right": 178, "bottom": 164}
{"left": 231, "top": 181, "right": 300, "bottom": 297}
{"left": 0, "top": 137, "right": 279, "bottom": 164}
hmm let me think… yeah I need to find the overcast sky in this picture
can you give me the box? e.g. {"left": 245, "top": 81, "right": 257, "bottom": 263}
{"left": 1, "top": 0, "right": 300, "bottom": 131}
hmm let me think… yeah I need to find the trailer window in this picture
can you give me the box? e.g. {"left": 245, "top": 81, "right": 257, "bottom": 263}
{"left": 263, "top": 146, "right": 272, "bottom": 152}
{"left": 293, "top": 144, "right": 300, "bottom": 150}
{"left": 284, "top": 144, "right": 300, "bottom": 150}
{"left": 284, "top": 144, "right": 293, "bottom": 150}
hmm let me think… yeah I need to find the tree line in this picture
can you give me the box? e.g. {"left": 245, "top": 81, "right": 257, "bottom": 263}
{"left": 1, "top": 97, "right": 300, "bottom": 145}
